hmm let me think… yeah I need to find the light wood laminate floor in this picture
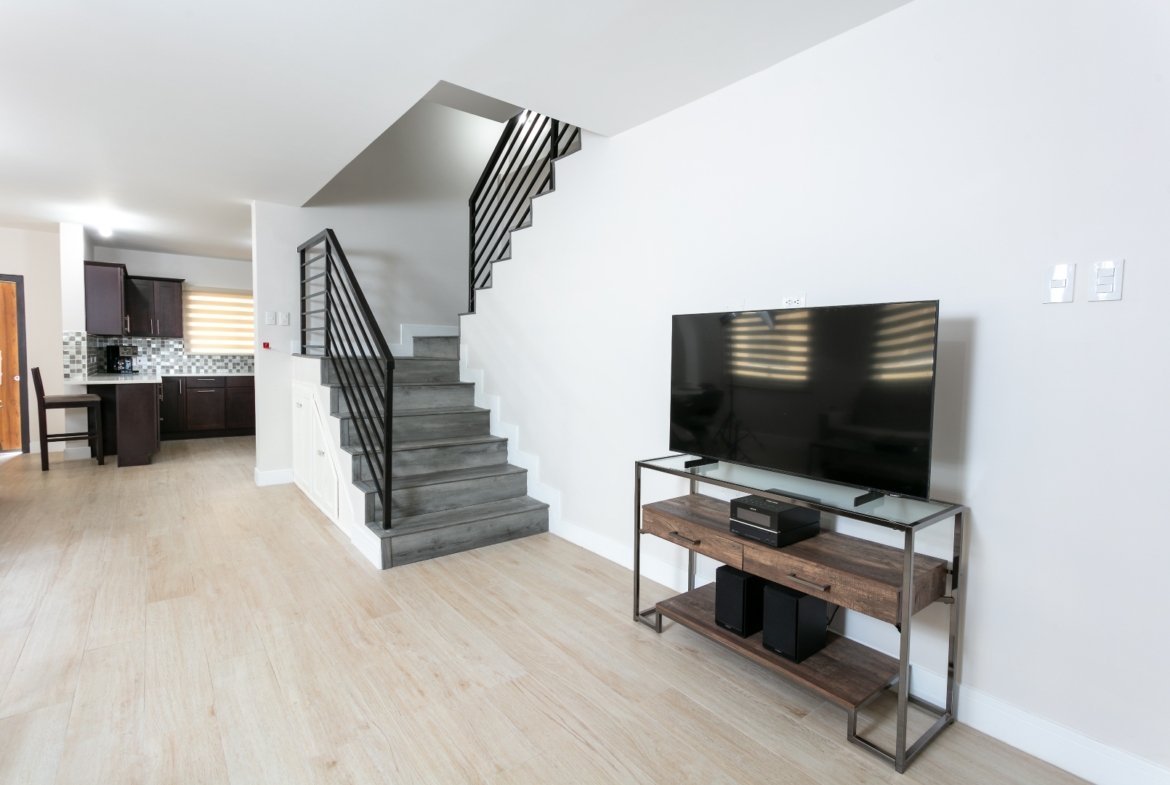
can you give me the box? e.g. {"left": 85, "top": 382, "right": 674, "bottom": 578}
{"left": 0, "top": 439, "right": 1083, "bottom": 784}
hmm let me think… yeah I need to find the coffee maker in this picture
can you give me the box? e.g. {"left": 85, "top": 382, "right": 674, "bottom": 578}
{"left": 105, "top": 344, "right": 139, "bottom": 373}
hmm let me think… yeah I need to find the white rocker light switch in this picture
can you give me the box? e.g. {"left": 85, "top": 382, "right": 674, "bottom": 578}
{"left": 1089, "top": 260, "right": 1124, "bottom": 302}
{"left": 1044, "top": 264, "right": 1075, "bottom": 304}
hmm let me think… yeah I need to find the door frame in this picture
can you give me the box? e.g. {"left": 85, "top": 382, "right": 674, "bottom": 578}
{"left": 0, "top": 274, "right": 30, "bottom": 453}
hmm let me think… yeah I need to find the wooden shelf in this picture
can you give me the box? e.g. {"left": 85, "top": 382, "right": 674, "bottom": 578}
{"left": 656, "top": 583, "right": 898, "bottom": 710}
{"left": 644, "top": 495, "right": 948, "bottom": 624}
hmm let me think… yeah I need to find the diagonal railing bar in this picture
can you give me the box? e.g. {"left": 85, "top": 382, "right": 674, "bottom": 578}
{"left": 468, "top": 110, "right": 581, "bottom": 313}
{"left": 298, "top": 229, "right": 395, "bottom": 528}
{"left": 472, "top": 114, "right": 551, "bottom": 250}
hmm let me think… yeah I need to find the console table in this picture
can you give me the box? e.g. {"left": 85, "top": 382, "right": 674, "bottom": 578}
{"left": 633, "top": 454, "right": 966, "bottom": 773}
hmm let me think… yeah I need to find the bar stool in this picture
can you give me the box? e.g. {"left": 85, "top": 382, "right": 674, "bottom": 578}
{"left": 31, "top": 367, "right": 104, "bottom": 471}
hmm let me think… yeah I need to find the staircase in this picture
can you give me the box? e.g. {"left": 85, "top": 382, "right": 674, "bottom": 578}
{"left": 298, "top": 231, "right": 548, "bottom": 569}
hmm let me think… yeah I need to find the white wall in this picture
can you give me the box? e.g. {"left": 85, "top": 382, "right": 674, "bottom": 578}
{"left": 0, "top": 223, "right": 63, "bottom": 450}
{"left": 461, "top": 0, "right": 1170, "bottom": 779}
{"left": 252, "top": 99, "right": 502, "bottom": 480}
{"left": 92, "top": 246, "right": 252, "bottom": 290}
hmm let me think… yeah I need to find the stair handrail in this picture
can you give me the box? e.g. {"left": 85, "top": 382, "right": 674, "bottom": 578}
{"left": 467, "top": 110, "right": 581, "bottom": 313}
{"left": 298, "top": 229, "right": 396, "bottom": 527}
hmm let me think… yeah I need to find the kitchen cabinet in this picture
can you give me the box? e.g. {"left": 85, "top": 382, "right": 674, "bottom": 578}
{"left": 86, "top": 382, "right": 161, "bottom": 466}
{"left": 84, "top": 262, "right": 127, "bottom": 335}
{"left": 160, "top": 375, "right": 254, "bottom": 439}
{"left": 225, "top": 377, "right": 255, "bottom": 429}
{"left": 160, "top": 377, "right": 186, "bottom": 434}
{"left": 125, "top": 276, "right": 184, "bottom": 338}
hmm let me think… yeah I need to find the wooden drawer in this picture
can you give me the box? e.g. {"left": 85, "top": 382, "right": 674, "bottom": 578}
{"left": 642, "top": 496, "right": 743, "bottom": 569}
{"left": 225, "top": 375, "right": 254, "bottom": 388}
{"left": 186, "top": 376, "right": 224, "bottom": 388}
{"left": 742, "top": 532, "right": 947, "bottom": 625}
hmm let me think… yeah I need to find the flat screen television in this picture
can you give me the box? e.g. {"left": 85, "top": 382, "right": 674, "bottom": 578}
{"left": 670, "top": 301, "right": 940, "bottom": 500}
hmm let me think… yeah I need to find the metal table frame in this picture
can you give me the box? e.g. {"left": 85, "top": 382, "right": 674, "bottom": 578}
{"left": 633, "top": 455, "right": 966, "bottom": 773}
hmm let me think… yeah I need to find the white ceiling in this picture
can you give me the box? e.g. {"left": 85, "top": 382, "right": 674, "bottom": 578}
{"left": 0, "top": 0, "right": 913, "bottom": 261}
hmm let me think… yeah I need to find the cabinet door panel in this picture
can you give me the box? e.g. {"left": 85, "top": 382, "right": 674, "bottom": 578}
{"left": 125, "top": 278, "right": 155, "bottom": 337}
{"left": 160, "top": 377, "right": 185, "bottom": 433}
{"left": 292, "top": 391, "right": 311, "bottom": 491}
{"left": 154, "top": 281, "right": 183, "bottom": 337}
{"left": 84, "top": 263, "right": 126, "bottom": 336}
{"left": 186, "top": 387, "right": 225, "bottom": 430}
{"left": 225, "top": 387, "right": 255, "bottom": 429}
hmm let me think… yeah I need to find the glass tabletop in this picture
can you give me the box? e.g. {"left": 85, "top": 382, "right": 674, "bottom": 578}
{"left": 638, "top": 454, "right": 962, "bottom": 530}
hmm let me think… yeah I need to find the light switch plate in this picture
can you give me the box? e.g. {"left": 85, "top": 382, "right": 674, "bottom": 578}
{"left": 1088, "top": 260, "right": 1124, "bottom": 302}
{"left": 278, "top": 312, "right": 290, "bottom": 326}
{"left": 1044, "top": 264, "right": 1075, "bottom": 304}
{"left": 264, "top": 311, "right": 276, "bottom": 325}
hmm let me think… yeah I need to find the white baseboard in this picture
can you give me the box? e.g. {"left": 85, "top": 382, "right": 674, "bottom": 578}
{"left": 458, "top": 338, "right": 1169, "bottom": 785}
{"left": 254, "top": 467, "right": 294, "bottom": 486}
{"left": 63, "top": 446, "right": 92, "bottom": 461}
{"left": 908, "top": 669, "right": 1169, "bottom": 785}
{"left": 387, "top": 324, "right": 459, "bottom": 357}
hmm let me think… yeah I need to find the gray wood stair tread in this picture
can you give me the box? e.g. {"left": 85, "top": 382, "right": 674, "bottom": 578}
{"left": 332, "top": 405, "right": 486, "bottom": 421}
{"left": 353, "top": 462, "right": 526, "bottom": 493}
{"left": 365, "top": 496, "right": 548, "bottom": 539}
{"left": 340, "top": 434, "right": 506, "bottom": 456}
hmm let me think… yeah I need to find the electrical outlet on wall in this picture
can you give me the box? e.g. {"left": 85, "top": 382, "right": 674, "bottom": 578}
{"left": 278, "top": 312, "right": 290, "bottom": 326}
{"left": 781, "top": 294, "right": 807, "bottom": 308}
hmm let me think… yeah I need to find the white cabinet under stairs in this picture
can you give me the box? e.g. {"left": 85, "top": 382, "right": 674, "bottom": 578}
{"left": 292, "top": 383, "right": 338, "bottom": 521}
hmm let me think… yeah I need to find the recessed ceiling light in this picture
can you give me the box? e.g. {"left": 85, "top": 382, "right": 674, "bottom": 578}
{"left": 97, "top": 226, "right": 113, "bottom": 238}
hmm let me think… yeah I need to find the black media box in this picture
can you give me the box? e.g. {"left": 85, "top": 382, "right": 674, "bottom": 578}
{"left": 714, "top": 565, "right": 766, "bottom": 637}
{"left": 762, "top": 583, "right": 827, "bottom": 663}
{"left": 729, "top": 494, "right": 820, "bottom": 548}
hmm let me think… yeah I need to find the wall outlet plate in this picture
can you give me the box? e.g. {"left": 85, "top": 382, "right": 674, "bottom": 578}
{"left": 782, "top": 294, "right": 806, "bottom": 308}
{"left": 278, "top": 312, "right": 290, "bottom": 326}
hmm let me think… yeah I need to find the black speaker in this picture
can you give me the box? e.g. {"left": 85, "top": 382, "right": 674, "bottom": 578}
{"left": 715, "top": 565, "right": 766, "bottom": 637}
{"left": 762, "top": 583, "right": 827, "bottom": 663}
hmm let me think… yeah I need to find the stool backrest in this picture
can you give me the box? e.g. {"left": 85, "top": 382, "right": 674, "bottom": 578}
{"left": 31, "top": 367, "right": 45, "bottom": 406}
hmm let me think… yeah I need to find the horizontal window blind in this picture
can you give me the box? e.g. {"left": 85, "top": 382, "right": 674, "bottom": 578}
{"left": 183, "top": 289, "right": 254, "bottom": 355}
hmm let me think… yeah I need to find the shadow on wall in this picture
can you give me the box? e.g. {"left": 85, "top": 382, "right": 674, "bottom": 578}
{"left": 932, "top": 317, "right": 974, "bottom": 503}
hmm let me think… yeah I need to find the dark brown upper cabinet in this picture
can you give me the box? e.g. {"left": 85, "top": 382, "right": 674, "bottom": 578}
{"left": 125, "top": 276, "right": 184, "bottom": 338}
{"left": 84, "top": 262, "right": 127, "bottom": 336}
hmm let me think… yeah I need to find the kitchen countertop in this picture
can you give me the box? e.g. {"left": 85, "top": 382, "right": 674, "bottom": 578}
{"left": 80, "top": 372, "right": 254, "bottom": 385}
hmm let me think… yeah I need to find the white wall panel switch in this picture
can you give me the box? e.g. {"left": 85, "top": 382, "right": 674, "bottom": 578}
{"left": 264, "top": 311, "right": 276, "bottom": 325}
{"left": 1043, "top": 264, "right": 1075, "bottom": 303}
{"left": 781, "top": 294, "right": 806, "bottom": 308}
{"left": 278, "top": 312, "right": 290, "bottom": 326}
{"left": 1088, "top": 260, "right": 1124, "bottom": 302}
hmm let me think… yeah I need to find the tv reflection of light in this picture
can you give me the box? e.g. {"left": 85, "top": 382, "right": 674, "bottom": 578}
{"left": 725, "top": 310, "right": 811, "bottom": 384}
{"left": 872, "top": 303, "right": 937, "bottom": 382}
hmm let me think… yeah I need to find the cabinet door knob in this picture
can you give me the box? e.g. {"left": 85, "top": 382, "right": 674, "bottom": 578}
{"left": 316, "top": 450, "right": 324, "bottom": 456}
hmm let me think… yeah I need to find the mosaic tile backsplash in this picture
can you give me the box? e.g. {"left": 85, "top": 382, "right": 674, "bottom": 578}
{"left": 63, "top": 333, "right": 254, "bottom": 379}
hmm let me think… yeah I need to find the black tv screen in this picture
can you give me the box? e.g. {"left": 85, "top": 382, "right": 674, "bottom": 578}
{"left": 670, "top": 301, "right": 939, "bottom": 499}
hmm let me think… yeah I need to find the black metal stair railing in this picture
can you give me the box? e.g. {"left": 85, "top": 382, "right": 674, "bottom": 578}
{"left": 298, "top": 229, "right": 395, "bottom": 528}
{"left": 468, "top": 109, "right": 581, "bottom": 313}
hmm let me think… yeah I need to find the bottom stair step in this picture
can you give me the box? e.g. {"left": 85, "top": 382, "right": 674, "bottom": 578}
{"left": 366, "top": 496, "right": 549, "bottom": 567}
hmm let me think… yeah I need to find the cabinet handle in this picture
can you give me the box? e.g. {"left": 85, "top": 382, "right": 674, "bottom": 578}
{"left": 316, "top": 450, "right": 324, "bottom": 456}
{"left": 196, "top": 378, "right": 216, "bottom": 381}
{"left": 668, "top": 531, "right": 700, "bottom": 547}
{"left": 195, "top": 389, "right": 216, "bottom": 394}
{"left": 179, "top": 378, "right": 182, "bottom": 394}
{"left": 124, "top": 315, "right": 130, "bottom": 332}
{"left": 786, "top": 574, "right": 830, "bottom": 593}
{"left": 295, "top": 403, "right": 302, "bottom": 408}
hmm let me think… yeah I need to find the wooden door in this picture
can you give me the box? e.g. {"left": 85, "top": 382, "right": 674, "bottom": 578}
{"left": 186, "top": 387, "right": 225, "bottom": 430}
{"left": 225, "top": 386, "right": 255, "bottom": 429}
{"left": 160, "top": 377, "right": 185, "bottom": 434}
{"left": 0, "top": 282, "right": 20, "bottom": 451}
{"left": 154, "top": 281, "right": 183, "bottom": 337}
{"left": 125, "top": 278, "right": 155, "bottom": 336}
{"left": 84, "top": 263, "right": 126, "bottom": 335}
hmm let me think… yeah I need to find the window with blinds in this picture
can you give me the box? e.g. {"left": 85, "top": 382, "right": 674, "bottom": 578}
{"left": 182, "top": 289, "right": 255, "bottom": 355}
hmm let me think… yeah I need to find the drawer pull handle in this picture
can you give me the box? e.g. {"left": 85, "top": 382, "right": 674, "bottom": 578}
{"left": 197, "top": 378, "right": 216, "bottom": 381}
{"left": 669, "top": 531, "right": 700, "bottom": 547}
{"left": 195, "top": 389, "right": 217, "bottom": 394}
{"left": 787, "top": 574, "right": 829, "bottom": 593}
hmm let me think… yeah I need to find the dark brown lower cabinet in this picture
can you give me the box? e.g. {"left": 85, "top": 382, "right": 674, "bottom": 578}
{"left": 226, "top": 386, "right": 255, "bottom": 429}
{"left": 160, "top": 376, "right": 254, "bottom": 439}
{"left": 86, "top": 383, "right": 161, "bottom": 467}
{"left": 187, "top": 387, "right": 226, "bottom": 430}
